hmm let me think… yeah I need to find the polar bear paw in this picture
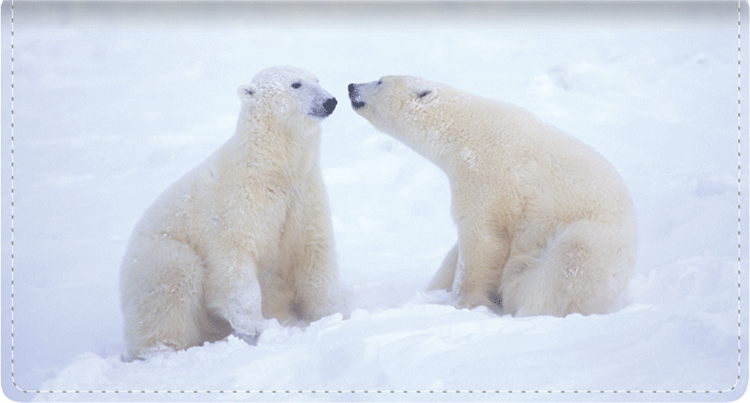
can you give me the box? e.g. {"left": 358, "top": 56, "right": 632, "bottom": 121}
{"left": 233, "top": 331, "right": 261, "bottom": 346}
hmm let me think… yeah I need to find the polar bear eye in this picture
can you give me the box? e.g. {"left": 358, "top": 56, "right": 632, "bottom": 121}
{"left": 377, "top": 80, "right": 383, "bottom": 85}
{"left": 291, "top": 82, "right": 302, "bottom": 89}
{"left": 418, "top": 90, "right": 432, "bottom": 98}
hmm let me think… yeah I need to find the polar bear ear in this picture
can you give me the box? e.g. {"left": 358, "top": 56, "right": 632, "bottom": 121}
{"left": 414, "top": 85, "right": 437, "bottom": 103}
{"left": 238, "top": 84, "right": 257, "bottom": 102}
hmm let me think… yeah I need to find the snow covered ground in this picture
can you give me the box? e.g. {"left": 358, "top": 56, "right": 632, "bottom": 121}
{"left": 1, "top": 1, "right": 748, "bottom": 401}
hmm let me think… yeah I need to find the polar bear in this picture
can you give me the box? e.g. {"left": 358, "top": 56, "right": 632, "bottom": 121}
{"left": 120, "top": 66, "right": 344, "bottom": 359}
{"left": 348, "top": 76, "right": 637, "bottom": 317}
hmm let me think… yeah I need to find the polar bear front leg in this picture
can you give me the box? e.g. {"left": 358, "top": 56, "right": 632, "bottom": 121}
{"left": 292, "top": 234, "right": 343, "bottom": 322}
{"left": 283, "top": 170, "right": 345, "bottom": 322}
{"left": 451, "top": 220, "right": 510, "bottom": 312}
{"left": 205, "top": 263, "right": 265, "bottom": 343}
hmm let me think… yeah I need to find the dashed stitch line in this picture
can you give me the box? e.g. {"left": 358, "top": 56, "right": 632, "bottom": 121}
{"left": 7, "top": 0, "right": 745, "bottom": 395}
{"left": 738, "top": 0, "right": 745, "bottom": 395}
{"left": 9, "top": 0, "right": 17, "bottom": 393}
{"left": 18, "top": 389, "right": 743, "bottom": 395}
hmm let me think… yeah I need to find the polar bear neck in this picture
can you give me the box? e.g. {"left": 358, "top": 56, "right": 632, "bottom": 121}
{"left": 397, "top": 97, "right": 535, "bottom": 180}
{"left": 227, "top": 108, "right": 321, "bottom": 181}
{"left": 403, "top": 134, "right": 454, "bottom": 173}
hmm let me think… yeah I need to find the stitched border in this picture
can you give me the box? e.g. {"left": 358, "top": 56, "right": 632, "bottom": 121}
{"left": 9, "top": 0, "right": 16, "bottom": 393}
{"left": 6, "top": 0, "right": 745, "bottom": 397}
{"left": 738, "top": 0, "right": 745, "bottom": 395}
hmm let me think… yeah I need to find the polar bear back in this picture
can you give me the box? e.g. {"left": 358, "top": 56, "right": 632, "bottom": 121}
{"left": 436, "top": 91, "right": 634, "bottom": 231}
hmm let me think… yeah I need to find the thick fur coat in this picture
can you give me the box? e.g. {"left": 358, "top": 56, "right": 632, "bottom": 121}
{"left": 120, "top": 66, "right": 343, "bottom": 359}
{"left": 349, "top": 76, "right": 637, "bottom": 317}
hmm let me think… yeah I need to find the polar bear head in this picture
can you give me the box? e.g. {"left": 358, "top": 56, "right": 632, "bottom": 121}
{"left": 348, "top": 76, "right": 457, "bottom": 162}
{"left": 238, "top": 66, "right": 337, "bottom": 131}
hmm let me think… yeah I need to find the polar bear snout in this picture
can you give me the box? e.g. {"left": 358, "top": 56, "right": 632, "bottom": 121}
{"left": 348, "top": 83, "right": 366, "bottom": 109}
{"left": 309, "top": 96, "right": 337, "bottom": 118}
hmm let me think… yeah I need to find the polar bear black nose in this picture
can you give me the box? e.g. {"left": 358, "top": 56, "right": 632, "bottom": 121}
{"left": 348, "top": 83, "right": 366, "bottom": 110}
{"left": 323, "top": 97, "right": 337, "bottom": 114}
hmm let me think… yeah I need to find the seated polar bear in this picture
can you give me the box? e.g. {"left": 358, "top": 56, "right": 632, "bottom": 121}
{"left": 348, "top": 76, "right": 637, "bottom": 317}
{"left": 120, "top": 66, "right": 343, "bottom": 359}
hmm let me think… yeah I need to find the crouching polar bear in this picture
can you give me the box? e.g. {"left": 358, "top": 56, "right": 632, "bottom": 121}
{"left": 120, "top": 66, "right": 344, "bottom": 359}
{"left": 349, "top": 76, "right": 637, "bottom": 317}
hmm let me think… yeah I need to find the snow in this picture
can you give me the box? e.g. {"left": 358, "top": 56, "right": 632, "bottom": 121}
{"left": 1, "top": 1, "right": 748, "bottom": 401}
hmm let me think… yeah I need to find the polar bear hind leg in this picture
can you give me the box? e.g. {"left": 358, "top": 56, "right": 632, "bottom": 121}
{"left": 122, "top": 237, "right": 224, "bottom": 359}
{"left": 499, "top": 220, "right": 633, "bottom": 317}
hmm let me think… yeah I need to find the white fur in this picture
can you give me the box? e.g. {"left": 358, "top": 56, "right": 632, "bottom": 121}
{"left": 120, "top": 66, "right": 343, "bottom": 359}
{"left": 349, "top": 76, "right": 637, "bottom": 317}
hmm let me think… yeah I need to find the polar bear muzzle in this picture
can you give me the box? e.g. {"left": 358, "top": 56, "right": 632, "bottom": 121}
{"left": 348, "top": 83, "right": 366, "bottom": 109}
{"left": 309, "top": 97, "right": 338, "bottom": 118}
